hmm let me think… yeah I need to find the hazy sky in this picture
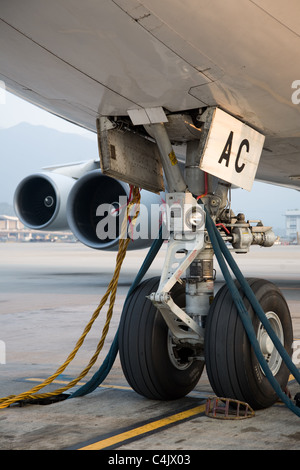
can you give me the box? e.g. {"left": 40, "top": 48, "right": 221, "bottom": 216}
{"left": 1, "top": 88, "right": 300, "bottom": 231}
{"left": 0, "top": 89, "right": 96, "bottom": 141}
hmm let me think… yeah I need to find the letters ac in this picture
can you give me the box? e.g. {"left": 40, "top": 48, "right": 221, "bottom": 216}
{"left": 218, "top": 131, "right": 249, "bottom": 173}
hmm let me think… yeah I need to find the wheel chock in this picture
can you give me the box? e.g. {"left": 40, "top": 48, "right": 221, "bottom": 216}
{"left": 205, "top": 396, "right": 255, "bottom": 420}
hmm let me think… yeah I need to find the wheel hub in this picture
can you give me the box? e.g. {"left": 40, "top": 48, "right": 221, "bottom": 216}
{"left": 260, "top": 334, "right": 274, "bottom": 355}
{"left": 167, "top": 332, "right": 194, "bottom": 370}
{"left": 257, "top": 311, "right": 284, "bottom": 376}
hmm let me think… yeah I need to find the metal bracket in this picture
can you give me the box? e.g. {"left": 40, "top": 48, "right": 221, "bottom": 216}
{"left": 96, "top": 117, "right": 164, "bottom": 193}
{"left": 158, "top": 192, "right": 206, "bottom": 293}
{"left": 149, "top": 192, "right": 206, "bottom": 343}
{"left": 149, "top": 292, "right": 202, "bottom": 340}
{"left": 158, "top": 232, "right": 205, "bottom": 294}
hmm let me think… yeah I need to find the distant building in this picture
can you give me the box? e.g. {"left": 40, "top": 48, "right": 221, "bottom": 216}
{"left": 0, "top": 214, "right": 75, "bottom": 242}
{"left": 0, "top": 215, "right": 25, "bottom": 240}
{"left": 285, "top": 209, "right": 300, "bottom": 243}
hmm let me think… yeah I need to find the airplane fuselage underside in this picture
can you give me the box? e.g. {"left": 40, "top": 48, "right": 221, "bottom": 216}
{"left": 1, "top": 0, "right": 300, "bottom": 189}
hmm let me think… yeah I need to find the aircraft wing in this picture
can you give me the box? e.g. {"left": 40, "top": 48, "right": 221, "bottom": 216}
{"left": 1, "top": 0, "right": 300, "bottom": 189}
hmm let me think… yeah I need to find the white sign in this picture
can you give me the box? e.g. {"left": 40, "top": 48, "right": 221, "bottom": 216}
{"left": 199, "top": 108, "right": 265, "bottom": 191}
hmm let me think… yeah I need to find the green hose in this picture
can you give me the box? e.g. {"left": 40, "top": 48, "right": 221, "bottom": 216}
{"left": 205, "top": 208, "right": 300, "bottom": 417}
{"left": 70, "top": 228, "right": 164, "bottom": 398}
{"left": 71, "top": 208, "right": 300, "bottom": 417}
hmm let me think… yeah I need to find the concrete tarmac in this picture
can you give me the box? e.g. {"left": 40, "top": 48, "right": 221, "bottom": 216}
{"left": 0, "top": 242, "right": 299, "bottom": 451}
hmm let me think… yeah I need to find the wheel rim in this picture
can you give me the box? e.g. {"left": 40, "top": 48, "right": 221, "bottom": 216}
{"left": 256, "top": 311, "right": 284, "bottom": 376}
{"left": 167, "top": 332, "right": 194, "bottom": 370}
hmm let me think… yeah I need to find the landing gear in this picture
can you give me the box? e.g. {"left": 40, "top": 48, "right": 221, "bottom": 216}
{"left": 112, "top": 108, "right": 294, "bottom": 410}
{"left": 119, "top": 277, "right": 205, "bottom": 400}
{"left": 205, "top": 278, "right": 293, "bottom": 409}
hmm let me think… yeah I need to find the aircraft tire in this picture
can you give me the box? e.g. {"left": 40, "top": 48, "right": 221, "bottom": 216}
{"left": 119, "top": 276, "right": 204, "bottom": 400}
{"left": 205, "top": 278, "right": 293, "bottom": 410}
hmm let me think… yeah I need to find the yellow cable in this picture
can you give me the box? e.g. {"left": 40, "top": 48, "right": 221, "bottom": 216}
{"left": 0, "top": 186, "right": 141, "bottom": 409}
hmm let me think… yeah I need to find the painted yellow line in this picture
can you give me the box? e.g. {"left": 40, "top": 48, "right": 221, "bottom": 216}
{"left": 78, "top": 405, "right": 206, "bottom": 450}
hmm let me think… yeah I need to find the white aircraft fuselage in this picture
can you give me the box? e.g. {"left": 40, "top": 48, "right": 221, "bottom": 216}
{"left": 1, "top": 0, "right": 300, "bottom": 189}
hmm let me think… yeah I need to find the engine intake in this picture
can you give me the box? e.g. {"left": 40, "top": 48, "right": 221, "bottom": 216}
{"left": 67, "top": 170, "right": 164, "bottom": 250}
{"left": 14, "top": 172, "right": 75, "bottom": 231}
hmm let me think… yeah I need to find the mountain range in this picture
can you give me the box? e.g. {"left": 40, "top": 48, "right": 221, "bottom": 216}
{"left": 0, "top": 122, "right": 98, "bottom": 206}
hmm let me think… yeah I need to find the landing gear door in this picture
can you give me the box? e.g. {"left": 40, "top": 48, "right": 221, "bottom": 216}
{"left": 199, "top": 108, "right": 265, "bottom": 191}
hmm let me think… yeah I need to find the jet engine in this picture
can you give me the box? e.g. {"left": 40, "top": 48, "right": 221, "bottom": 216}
{"left": 14, "top": 172, "right": 75, "bottom": 231}
{"left": 67, "top": 170, "right": 165, "bottom": 250}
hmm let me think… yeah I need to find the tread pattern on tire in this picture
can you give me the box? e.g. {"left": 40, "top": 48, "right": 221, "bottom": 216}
{"left": 119, "top": 277, "right": 204, "bottom": 400}
{"left": 205, "top": 278, "right": 293, "bottom": 409}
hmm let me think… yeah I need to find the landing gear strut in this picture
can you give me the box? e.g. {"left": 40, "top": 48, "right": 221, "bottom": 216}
{"left": 118, "top": 112, "right": 293, "bottom": 408}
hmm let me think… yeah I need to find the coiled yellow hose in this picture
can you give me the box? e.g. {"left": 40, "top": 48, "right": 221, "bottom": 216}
{"left": 0, "top": 186, "right": 141, "bottom": 409}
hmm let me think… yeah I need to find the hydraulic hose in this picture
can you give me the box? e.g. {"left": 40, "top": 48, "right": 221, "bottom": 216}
{"left": 70, "top": 227, "right": 164, "bottom": 398}
{"left": 209, "top": 210, "right": 300, "bottom": 384}
{"left": 71, "top": 207, "right": 300, "bottom": 418}
{"left": 0, "top": 187, "right": 141, "bottom": 409}
{"left": 204, "top": 208, "right": 300, "bottom": 417}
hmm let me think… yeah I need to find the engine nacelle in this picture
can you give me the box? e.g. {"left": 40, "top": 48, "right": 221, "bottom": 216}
{"left": 14, "top": 172, "right": 75, "bottom": 231}
{"left": 67, "top": 170, "right": 165, "bottom": 251}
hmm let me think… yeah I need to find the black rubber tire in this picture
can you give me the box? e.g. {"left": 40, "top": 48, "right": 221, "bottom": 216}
{"left": 205, "top": 278, "right": 293, "bottom": 410}
{"left": 119, "top": 276, "right": 204, "bottom": 400}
